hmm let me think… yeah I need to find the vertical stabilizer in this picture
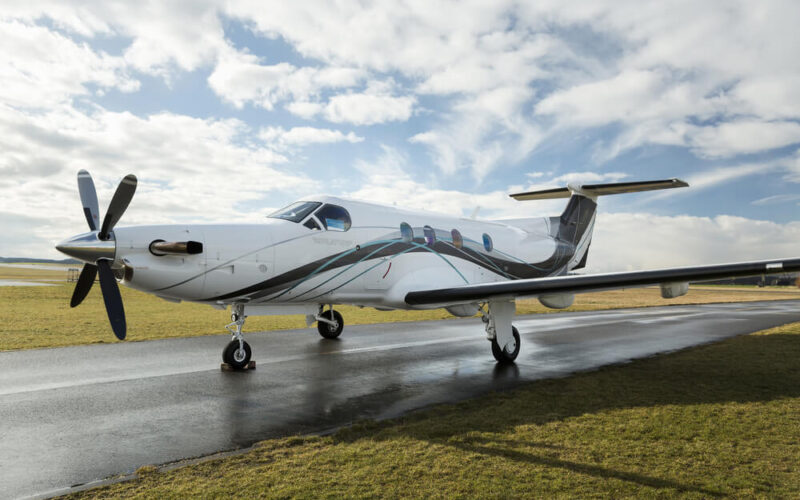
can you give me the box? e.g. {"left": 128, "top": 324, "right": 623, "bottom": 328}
{"left": 552, "top": 194, "right": 597, "bottom": 270}
{"left": 511, "top": 178, "right": 688, "bottom": 272}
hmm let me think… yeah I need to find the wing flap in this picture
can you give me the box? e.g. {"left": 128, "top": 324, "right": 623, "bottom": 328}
{"left": 405, "top": 258, "right": 800, "bottom": 306}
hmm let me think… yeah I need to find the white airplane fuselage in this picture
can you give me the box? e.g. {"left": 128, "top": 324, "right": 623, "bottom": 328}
{"left": 58, "top": 173, "right": 797, "bottom": 367}
{"left": 113, "top": 195, "right": 584, "bottom": 312}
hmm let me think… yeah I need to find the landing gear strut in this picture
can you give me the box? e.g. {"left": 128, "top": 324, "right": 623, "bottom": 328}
{"left": 223, "top": 303, "right": 252, "bottom": 370}
{"left": 316, "top": 305, "right": 344, "bottom": 339}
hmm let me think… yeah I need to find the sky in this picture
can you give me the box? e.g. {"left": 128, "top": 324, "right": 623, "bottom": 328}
{"left": 0, "top": 0, "right": 798, "bottom": 272}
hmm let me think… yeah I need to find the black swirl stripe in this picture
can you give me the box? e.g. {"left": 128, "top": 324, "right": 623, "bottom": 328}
{"left": 201, "top": 236, "right": 575, "bottom": 302}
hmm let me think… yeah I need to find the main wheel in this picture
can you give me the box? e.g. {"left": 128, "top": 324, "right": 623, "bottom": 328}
{"left": 317, "top": 309, "right": 344, "bottom": 339}
{"left": 491, "top": 326, "right": 520, "bottom": 364}
{"left": 223, "top": 340, "right": 251, "bottom": 370}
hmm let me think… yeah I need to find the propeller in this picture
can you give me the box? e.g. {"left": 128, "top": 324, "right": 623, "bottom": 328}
{"left": 57, "top": 170, "right": 137, "bottom": 340}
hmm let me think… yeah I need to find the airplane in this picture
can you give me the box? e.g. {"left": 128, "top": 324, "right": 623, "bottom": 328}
{"left": 56, "top": 170, "right": 800, "bottom": 369}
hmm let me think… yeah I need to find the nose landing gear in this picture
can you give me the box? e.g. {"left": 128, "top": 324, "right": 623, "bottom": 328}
{"left": 316, "top": 306, "right": 344, "bottom": 339}
{"left": 222, "top": 303, "right": 254, "bottom": 370}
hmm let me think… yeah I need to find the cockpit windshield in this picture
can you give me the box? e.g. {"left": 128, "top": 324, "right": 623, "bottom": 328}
{"left": 267, "top": 201, "right": 321, "bottom": 223}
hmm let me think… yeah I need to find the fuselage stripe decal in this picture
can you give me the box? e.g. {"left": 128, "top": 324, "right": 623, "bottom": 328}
{"left": 271, "top": 240, "right": 400, "bottom": 302}
{"left": 297, "top": 242, "right": 428, "bottom": 302}
{"left": 200, "top": 233, "right": 575, "bottom": 302}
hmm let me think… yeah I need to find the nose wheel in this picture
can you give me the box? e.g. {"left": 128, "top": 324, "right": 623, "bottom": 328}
{"left": 317, "top": 308, "right": 344, "bottom": 339}
{"left": 223, "top": 339, "right": 252, "bottom": 369}
{"left": 222, "top": 303, "right": 254, "bottom": 370}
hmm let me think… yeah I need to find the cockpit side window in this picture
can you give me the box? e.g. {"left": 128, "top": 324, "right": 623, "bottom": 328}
{"left": 303, "top": 218, "right": 321, "bottom": 230}
{"left": 267, "top": 201, "right": 321, "bottom": 223}
{"left": 314, "top": 204, "right": 352, "bottom": 231}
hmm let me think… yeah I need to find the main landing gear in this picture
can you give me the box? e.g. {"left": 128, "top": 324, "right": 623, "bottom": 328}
{"left": 481, "top": 300, "right": 521, "bottom": 364}
{"left": 223, "top": 303, "right": 252, "bottom": 370}
{"left": 491, "top": 326, "right": 520, "bottom": 363}
{"left": 316, "top": 305, "right": 344, "bottom": 339}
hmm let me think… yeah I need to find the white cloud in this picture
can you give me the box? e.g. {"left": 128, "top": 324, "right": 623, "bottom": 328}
{"left": 9, "top": 1, "right": 800, "bottom": 175}
{"left": 347, "top": 146, "right": 529, "bottom": 217}
{"left": 2, "top": 1, "right": 230, "bottom": 76}
{"left": 0, "top": 20, "right": 139, "bottom": 108}
{"left": 588, "top": 212, "right": 800, "bottom": 273}
{"left": 687, "top": 120, "right": 800, "bottom": 158}
{"left": 751, "top": 194, "right": 800, "bottom": 206}
{"left": 536, "top": 70, "right": 672, "bottom": 127}
{"left": 259, "top": 126, "right": 363, "bottom": 148}
{"left": 322, "top": 81, "right": 416, "bottom": 125}
{"left": 207, "top": 55, "right": 296, "bottom": 110}
{"left": 732, "top": 77, "right": 800, "bottom": 120}
{"left": 208, "top": 49, "right": 365, "bottom": 110}
{"left": 683, "top": 163, "right": 775, "bottom": 192}
{"left": 285, "top": 101, "right": 324, "bottom": 119}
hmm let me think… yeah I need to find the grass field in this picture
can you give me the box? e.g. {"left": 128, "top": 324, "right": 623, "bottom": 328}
{"left": 66, "top": 321, "right": 800, "bottom": 498}
{"left": 2, "top": 264, "right": 799, "bottom": 351}
{"left": 0, "top": 264, "right": 72, "bottom": 281}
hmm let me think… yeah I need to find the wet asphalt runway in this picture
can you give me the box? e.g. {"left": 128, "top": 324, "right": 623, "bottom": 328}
{"left": 1, "top": 300, "right": 799, "bottom": 499}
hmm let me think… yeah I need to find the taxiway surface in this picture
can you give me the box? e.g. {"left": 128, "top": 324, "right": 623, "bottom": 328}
{"left": 1, "top": 300, "right": 799, "bottom": 499}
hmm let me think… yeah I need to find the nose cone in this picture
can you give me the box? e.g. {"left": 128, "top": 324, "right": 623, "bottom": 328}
{"left": 55, "top": 232, "right": 116, "bottom": 264}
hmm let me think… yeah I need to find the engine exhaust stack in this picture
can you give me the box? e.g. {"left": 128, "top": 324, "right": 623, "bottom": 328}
{"left": 149, "top": 240, "right": 204, "bottom": 256}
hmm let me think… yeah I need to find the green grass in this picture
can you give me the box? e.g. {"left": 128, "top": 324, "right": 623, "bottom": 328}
{"left": 2, "top": 278, "right": 800, "bottom": 351}
{"left": 66, "top": 322, "right": 800, "bottom": 499}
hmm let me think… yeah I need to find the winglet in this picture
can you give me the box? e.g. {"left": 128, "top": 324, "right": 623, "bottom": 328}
{"left": 510, "top": 178, "right": 688, "bottom": 201}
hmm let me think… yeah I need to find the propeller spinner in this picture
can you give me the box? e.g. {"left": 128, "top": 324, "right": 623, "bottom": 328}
{"left": 56, "top": 170, "right": 137, "bottom": 340}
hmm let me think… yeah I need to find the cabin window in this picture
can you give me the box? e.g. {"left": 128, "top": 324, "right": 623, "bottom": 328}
{"left": 314, "top": 204, "right": 352, "bottom": 231}
{"left": 400, "top": 222, "right": 413, "bottom": 243}
{"left": 483, "top": 233, "right": 493, "bottom": 252}
{"left": 303, "top": 218, "right": 321, "bottom": 230}
{"left": 423, "top": 225, "right": 436, "bottom": 247}
{"left": 451, "top": 229, "right": 463, "bottom": 249}
{"left": 268, "top": 201, "right": 321, "bottom": 223}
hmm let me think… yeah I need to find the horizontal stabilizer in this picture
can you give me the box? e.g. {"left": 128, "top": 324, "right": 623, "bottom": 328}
{"left": 510, "top": 178, "right": 688, "bottom": 201}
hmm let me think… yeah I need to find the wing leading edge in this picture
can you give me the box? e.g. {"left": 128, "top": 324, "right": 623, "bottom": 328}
{"left": 404, "top": 258, "right": 800, "bottom": 306}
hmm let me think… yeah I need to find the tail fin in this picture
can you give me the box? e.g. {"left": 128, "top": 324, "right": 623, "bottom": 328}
{"left": 510, "top": 178, "right": 688, "bottom": 271}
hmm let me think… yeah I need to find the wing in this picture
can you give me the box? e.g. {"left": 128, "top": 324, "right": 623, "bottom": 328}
{"left": 405, "top": 258, "right": 800, "bottom": 306}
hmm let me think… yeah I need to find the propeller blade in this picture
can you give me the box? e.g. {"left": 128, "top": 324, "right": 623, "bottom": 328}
{"left": 77, "top": 170, "right": 100, "bottom": 231}
{"left": 69, "top": 264, "right": 97, "bottom": 308}
{"left": 99, "top": 174, "right": 137, "bottom": 240}
{"left": 97, "top": 260, "right": 126, "bottom": 340}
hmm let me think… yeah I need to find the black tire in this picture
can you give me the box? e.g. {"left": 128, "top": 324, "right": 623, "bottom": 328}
{"left": 317, "top": 309, "right": 344, "bottom": 339}
{"left": 491, "top": 326, "right": 520, "bottom": 364}
{"left": 223, "top": 340, "right": 251, "bottom": 370}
